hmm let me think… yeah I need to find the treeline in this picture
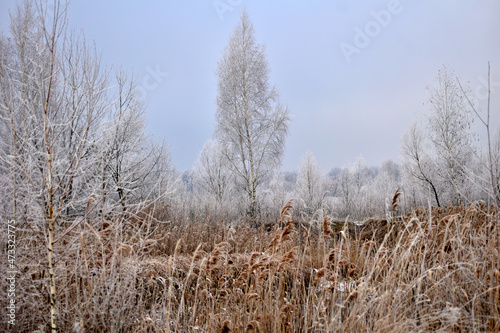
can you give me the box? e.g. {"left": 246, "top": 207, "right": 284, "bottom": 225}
{"left": 1, "top": 2, "right": 498, "bottom": 228}
{"left": 180, "top": 154, "right": 402, "bottom": 222}
{"left": 182, "top": 62, "right": 500, "bottom": 222}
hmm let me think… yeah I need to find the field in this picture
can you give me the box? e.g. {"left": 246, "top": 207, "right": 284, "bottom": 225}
{"left": 1, "top": 202, "right": 499, "bottom": 332}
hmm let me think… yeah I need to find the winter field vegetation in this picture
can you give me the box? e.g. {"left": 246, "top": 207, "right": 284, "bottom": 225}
{"left": 1, "top": 1, "right": 499, "bottom": 332}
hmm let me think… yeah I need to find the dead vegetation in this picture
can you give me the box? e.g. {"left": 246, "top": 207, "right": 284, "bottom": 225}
{"left": 1, "top": 202, "right": 499, "bottom": 332}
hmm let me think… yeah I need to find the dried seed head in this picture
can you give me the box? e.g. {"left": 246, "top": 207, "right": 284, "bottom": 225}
{"left": 347, "top": 291, "right": 358, "bottom": 301}
{"left": 199, "top": 289, "right": 209, "bottom": 299}
{"left": 392, "top": 187, "right": 401, "bottom": 211}
{"left": 245, "top": 293, "right": 260, "bottom": 302}
{"left": 246, "top": 320, "right": 262, "bottom": 332}
{"left": 251, "top": 262, "right": 263, "bottom": 272}
{"left": 192, "top": 244, "right": 204, "bottom": 262}
{"left": 316, "top": 268, "right": 326, "bottom": 279}
{"left": 323, "top": 213, "right": 333, "bottom": 236}
{"left": 280, "top": 303, "right": 296, "bottom": 318}
{"left": 301, "top": 224, "right": 311, "bottom": 247}
{"left": 117, "top": 244, "right": 133, "bottom": 257}
{"left": 258, "top": 269, "right": 270, "bottom": 283}
{"left": 220, "top": 320, "right": 231, "bottom": 333}
{"left": 328, "top": 249, "right": 336, "bottom": 262}
{"left": 236, "top": 270, "right": 249, "bottom": 287}
{"left": 249, "top": 252, "right": 261, "bottom": 266}
{"left": 218, "top": 289, "right": 229, "bottom": 301}
{"left": 268, "top": 229, "right": 281, "bottom": 250}
{"left": 282, "top": 247, "right": 296, "bottom": 263}
{"left": 280, "top": 221, "right": 294, "bottom": 244}
{"left": 279, "top": 199, "right": 294, "bottom": 225}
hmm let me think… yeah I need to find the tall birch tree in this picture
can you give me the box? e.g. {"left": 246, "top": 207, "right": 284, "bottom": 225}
{"left": 215, "top": 10, "right": 289, "bottom": 218}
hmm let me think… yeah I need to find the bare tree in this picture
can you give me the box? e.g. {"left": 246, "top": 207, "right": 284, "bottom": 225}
{"left": 494, "top": 128, "right": 500, "bottom": 201}
{"left": 99, "top": 70, "right": 174, "bottom": 214}
{"left": 402, "top": 122, "right": 441, "bottom": 207}
{"left": 458, "top": 62, "right": 500, "bottom": 205}
{"left": 101, "top": 70, "right": 146, "bottom": 211}
{"left": 335, "top": 157, "right": 371, "bottom": 218}
{"left": 261, "top": 171, "right": 288, "bottom": 219}
{"left": 402, "top": 66, "right": 478, "bottom": 207}
{"left": 0, "top": 1, "right": 109, "bottom": 330}
{"left": 0, "top": 0, "right": 43, "bottom": 221}
{"left": 371, "top": 160, "right": 402, "bottom": 215}
{"left": 193, "top": 139, "right": 233, "bottom": 206}
{"left": 296, "top": 151, "right": 327, "bottom": 216}
{"left": 380, "top": 159, "right": 401, "bottom": 181}
{"left": 215, "top": 10, "right": 289, "bottom": 218}
{"left": 1, "top": 2, "right": 175, "bottom": 331}
{"left": 427, "top": 66, "right": 475, "bottom": 204}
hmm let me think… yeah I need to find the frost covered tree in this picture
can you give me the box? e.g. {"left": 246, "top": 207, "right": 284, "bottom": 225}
{"left": 0, "top": 2, "right": 174, "bottom": 330}
{"left": 265, "top": 171, "right": 288, "bottom": 216}
{"left": 402, "top": 66, "right": 477, "bottom": 207}
{"left": 335, "top": 157, "right": 372, "bottom": 218}
{"left": 99, "top": 70, "right": 174, "bottom": 213}
{"left": 296, "top": 151, "right": 327, "bottom": 216}
{"left": 0, "top": 1, "right": 109, "bottom": 330}
{"left": 493, "top": 128, "right": 500, "bottom": 203}
{"left": 427, "top": 66, "right": 475, "bottom": 204}
{"left": 373, "top": 160, "right": 402, "bottom": 215}
{"left": 458, "top": 63, "right": 500, "bottom": 205}
{"left": 193, "top": 139, "right": 233, "bottom": 206}
{"left": 402, "top": 123, "right": 442, "bottom": 207}
{"left": 215, "top": 10, "right": 289, "bottom": 218}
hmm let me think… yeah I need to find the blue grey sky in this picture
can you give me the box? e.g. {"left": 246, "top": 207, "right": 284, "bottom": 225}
{"left": 1, "top": 1, "right": 499, "bottom": 172}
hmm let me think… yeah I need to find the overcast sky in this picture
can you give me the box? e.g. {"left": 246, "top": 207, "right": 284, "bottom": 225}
{"left": 1, "top": 0, "right": 499, "bottom": 172}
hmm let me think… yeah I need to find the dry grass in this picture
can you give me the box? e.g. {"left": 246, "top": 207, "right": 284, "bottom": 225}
{"left": 1, "top": 202, "right": 499, "bottom": 332}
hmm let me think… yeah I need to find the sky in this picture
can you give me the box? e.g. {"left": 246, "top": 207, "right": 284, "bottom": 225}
{"left": 1, "top": 0, "right": 499, "bottom": 172}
